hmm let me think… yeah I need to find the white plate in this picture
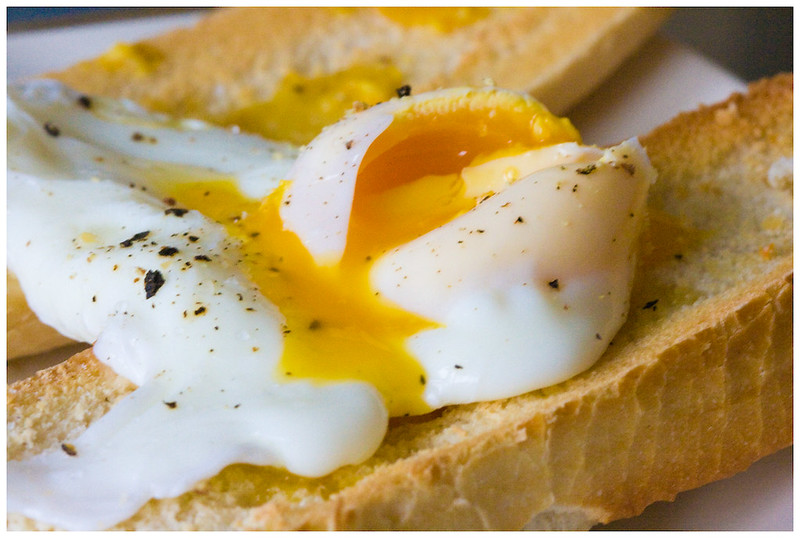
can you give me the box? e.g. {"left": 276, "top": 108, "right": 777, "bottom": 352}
{"left": 6, "top": 10, "right": 792, "bottom": 531}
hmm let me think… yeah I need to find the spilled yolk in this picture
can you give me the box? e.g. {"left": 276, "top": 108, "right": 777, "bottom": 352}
{"left": 225, "top": 64, "right": 405, "bottom": 145}
{"left": 96, "top": 42, "right": 165, "bottom": 75}
{"left": 158, "top": 94, "right": 580, "bottom": 417}
{"left": 160, "top": 180, "right": 433, "bottom": 417}
{"left": 377, "top": 7, "right": 492, "bottom": 32}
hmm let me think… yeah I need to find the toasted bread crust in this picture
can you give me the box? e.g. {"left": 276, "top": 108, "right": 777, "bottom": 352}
{"left": 7, "top": 74, "right": 793, "bottom": 530}
{"left": 7, "top": 271, "right": 74, "bottom": 359}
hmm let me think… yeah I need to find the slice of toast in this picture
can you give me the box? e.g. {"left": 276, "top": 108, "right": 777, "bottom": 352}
{"left": 8, "top": 74, "right": 792, "bottom": 530}
{"left": 7, "top": 6, "right": 672, "bottom": 360}
{"left": 48, "top": 7, "right": 671, "bottom": 119}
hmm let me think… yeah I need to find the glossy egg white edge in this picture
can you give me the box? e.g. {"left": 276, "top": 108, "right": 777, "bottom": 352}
{"left": 8, "top": 80, "right": 300, "bottom": 199}
{"left": 6, "top": 80, "right": 655, "bottom": 530}
{"left": 372, "top": 140, "right": 655, "bottom": 407}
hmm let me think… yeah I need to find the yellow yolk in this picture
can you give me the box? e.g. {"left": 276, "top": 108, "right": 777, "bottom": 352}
{"left": 96, "top": 42, "right": 164, "bottom": 75}
{"left": 347, "top": 92, "right": 581, "bottom": 257}
{"left": 158, "top": 92, "right": 580, "bottom": 417}
{"left": 159, "top": 180, "right": 432, "bottom": 416}
{"left": 225, "top": 64, "right": 405, "bottom": 145}
{"left": 378, "top": 7, "right": 492, "bottom": 32}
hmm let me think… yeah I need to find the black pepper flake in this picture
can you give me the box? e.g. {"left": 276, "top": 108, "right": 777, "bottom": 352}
{"left": 454, "top": 364, "right": 463, "bottom": 369}
{"left": 61, "top": 443, "right": 78, "bottom": 456}
{"left": 420, "top": 374, "right": 426, "bottom": 385}
{"left": 308, "top": 319, "right": 322, "bottom": 330}
{"left": 158, "top": 246, "right": 179, "bottom": 257}
{"left": 515, "top": 216, "right": 525, "bottom": 224}
{"left": 163, "top": 197, "right": 177, "bottom": 206}
{"left": 674, "top": 253, "right": 684, "bottom": 261}
{"left": 576, "top": 164, "right": 596, "bottom": 175}
{"left": 120, "top": 231, "right": 150, "bottom": 247}
{"left": 188, "top": 235, "right": 200, "bottom": 242}
{"left": 77, "top": 95, "right": 92, "bottom": 109}
{"left": 164, "top": 401, "right": 178, "bottom": 409}
{"left": 548, "top": 279, "right": 560, "bottom": 290}
{"left": 43, "top": 122, "right": 60, "bottom": 137}
{"left": 345, "top": 140, "right": 354, "bottom": 150}
{"left": 619, "top": 162, "right": 636, "bottom": 176}
{"left": 194, "top": 306, "right": 207, "bottom": 316}
{"left": 92, "top": 295, "right": 97, "bottom": 303}
{"left": 572, "top": 184, "right": 579, "bottom": 192}
{"left": 132, "top": 132, "right": 157, "bottom": 143}
{"left": 144, "top": 269, "right": 165, "bottom": 299}
{"left": 165, "top": 207, "right": 189, "bottom": 217}
{"left": 595, "top": 333, "right": 602, "bottom": 340}
{"left": 396, "top": 84, "right": 412, "bottom": 98}
{"left": 643, "top": 299, "right": 659, "bottom": 311}
{"left": 194, "top": 254, "right": 211, "bottom": 262}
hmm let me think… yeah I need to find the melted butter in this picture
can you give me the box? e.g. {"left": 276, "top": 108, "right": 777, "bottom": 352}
{"left": 225, "top": 64, "right": 405, "bottom": 145}
{"left": 378, "top": 7, "right": 492, "bottom": 32}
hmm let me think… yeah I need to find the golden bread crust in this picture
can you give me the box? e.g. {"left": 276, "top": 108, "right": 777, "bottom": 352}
{"left": 7, "top": 74, "right": 793, "bottom": 530}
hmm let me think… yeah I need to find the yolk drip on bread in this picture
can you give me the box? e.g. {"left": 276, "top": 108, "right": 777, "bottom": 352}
{"left": 96, "top": 42, "right": 165, "bottom": 75}
{"left": 377, "top": 7, "right": 492, "bottom": 32}
{"left": 225, "top": 64, "right": 405, "bottom": 145}
{"left": 155, "top": 90, "right": 580, "bottom": 417}
{"left": 91, "top": 39, "right": 406, "bottom": 146}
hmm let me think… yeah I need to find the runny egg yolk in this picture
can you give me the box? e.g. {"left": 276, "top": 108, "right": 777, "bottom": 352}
{"left": 160, "top": 93, "right": 580, "bottom": 417}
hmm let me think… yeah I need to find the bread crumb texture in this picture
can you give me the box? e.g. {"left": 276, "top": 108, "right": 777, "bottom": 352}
{"left": 7, "top": 30, "right": 792, "bottom": 533}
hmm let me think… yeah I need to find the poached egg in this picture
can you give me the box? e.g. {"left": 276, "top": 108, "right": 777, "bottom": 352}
{"left": 7, "top": 80, "right": 654, "bottom": 529}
